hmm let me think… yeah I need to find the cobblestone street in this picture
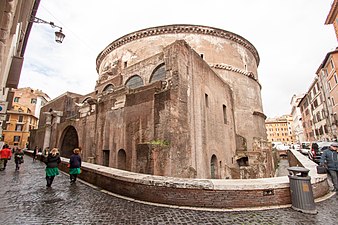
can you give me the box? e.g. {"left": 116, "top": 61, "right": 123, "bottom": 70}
{"left": 1, "top": 157, "right": 338, "bottom": 225}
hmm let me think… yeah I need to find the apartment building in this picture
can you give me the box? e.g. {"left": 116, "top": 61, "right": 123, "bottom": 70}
{"left": 265, "top": 115, "right": 295, "bottom": 145}
{"left": 316, "top": 49, "right": 338, "bottom": 141}
{"left": 290, "top": 94, "right": 306, "bottom": 143}
{"left": 325, "top": 0, "right": 338, "bottom": 41}
{"left": 2, "top": 87, "right": 49, "bottom": 149}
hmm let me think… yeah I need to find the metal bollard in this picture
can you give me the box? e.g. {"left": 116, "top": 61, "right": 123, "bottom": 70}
{"left": 288, "top": 166, "right": 317, "bottom": 214}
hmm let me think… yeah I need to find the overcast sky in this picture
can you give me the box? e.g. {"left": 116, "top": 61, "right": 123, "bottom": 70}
{"left": 19, "top": 0, "right": 337, "bottom": 118}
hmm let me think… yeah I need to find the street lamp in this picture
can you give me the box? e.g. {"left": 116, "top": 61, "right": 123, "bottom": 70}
{"left": 31, "top": 16, "right": 65, "bottom": 43}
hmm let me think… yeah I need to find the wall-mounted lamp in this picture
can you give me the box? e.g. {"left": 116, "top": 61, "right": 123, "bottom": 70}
{"left": 31, "top": 16, "right": 65, "bottom": 43}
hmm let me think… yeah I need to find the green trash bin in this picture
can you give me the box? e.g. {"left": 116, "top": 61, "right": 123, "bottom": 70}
{"left": 288, "top": 166, "right": 317, "bottom": 214}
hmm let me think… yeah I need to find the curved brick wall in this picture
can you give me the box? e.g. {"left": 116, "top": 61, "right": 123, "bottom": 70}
{"left": 54, "top": 149, "right": 329, "bottom": 209}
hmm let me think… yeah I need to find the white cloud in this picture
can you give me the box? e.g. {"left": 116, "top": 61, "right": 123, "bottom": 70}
{"left": 19, "top": 0, "right": 337, "bottom": 118}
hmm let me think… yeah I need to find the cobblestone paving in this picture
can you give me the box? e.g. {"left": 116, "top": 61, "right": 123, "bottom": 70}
{"left": 0, "top": 157, "right": 338, "bottom": 225}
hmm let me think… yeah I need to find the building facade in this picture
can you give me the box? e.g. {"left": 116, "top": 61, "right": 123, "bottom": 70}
{"left": 2, "top": 87, "right": 48, "bottom": 149}
{"left": 290, "top": 94, "right": 306, "bottom": 143}
{"left": 325, "top": 0, "right": 338, "bottom": 41}
{"left": 0, "top": 0, "right": 40, "bottom": 140}
{"left": 31, "top": 25, "right": 273, "bottom": 179}
{"left": 265, "top": 115, "right": 295, "bottom": 145}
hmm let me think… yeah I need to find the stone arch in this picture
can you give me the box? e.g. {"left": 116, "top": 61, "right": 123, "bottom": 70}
{"left": 149, "top": 63, "right": 166, "bottom": 83}
{"left": 60, "top": 126, "right": 79, "bottom": 158}
{"left": 117, "top": 149, "right": 126, "bottom": 170}
{"left": 82, "top": 96, "right": 92, "bottom": 103}
{"left": 125, "top": 75, "right": 143, "bottom": 89}
{"left": 210, "top": 154, "right": 219, "bottom": 179}
{"left": 102, "top": 84, "right": 114, "bottom": 93}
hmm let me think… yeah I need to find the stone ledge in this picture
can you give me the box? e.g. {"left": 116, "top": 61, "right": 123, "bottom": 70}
{"left": 25, "top": 149, "right": 329, "bottom": 209}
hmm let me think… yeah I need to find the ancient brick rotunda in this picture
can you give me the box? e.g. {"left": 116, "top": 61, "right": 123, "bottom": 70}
{"left": 30, "top": 24, "right": 274, "bottom": 179}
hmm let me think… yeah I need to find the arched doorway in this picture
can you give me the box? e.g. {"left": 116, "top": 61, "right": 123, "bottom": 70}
{"left": 117, "top": 149, "right": 126, "bottom": 170}
{"left": 60, "top": 126, "right": 79, "bottom": 158}
{"left": 210, "top": 154, "right": 218, "bottom": 179}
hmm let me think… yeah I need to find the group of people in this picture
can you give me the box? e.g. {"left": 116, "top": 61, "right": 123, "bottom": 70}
{"left": 0, "top": 144, "right": 82, "bottom": 188}
{"left": 0, "top": 144, "right": 25, "bottom": 171}
{"left": 44, "top": 147, "right": 82, "bottom": 187}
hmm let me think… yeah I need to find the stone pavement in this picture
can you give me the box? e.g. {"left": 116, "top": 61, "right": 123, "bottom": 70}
{"left": 0, "top": 157, "right": 338, "bottom": 225}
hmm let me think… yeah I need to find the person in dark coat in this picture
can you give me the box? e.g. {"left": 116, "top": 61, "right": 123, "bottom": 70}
{"left": 32, "top": 146, "right": 38, "bottom": 162}
{"left": 320, "top": 142, "right": 338, "bottom": 192}
{"left": 14, "top": 148, "right": 24, "bottom": 171}
{"left": 44, "top": 148, "right": 61, "bottom": 187}
{"left": 69, "top": 148, "right": 82, "bottom": 183}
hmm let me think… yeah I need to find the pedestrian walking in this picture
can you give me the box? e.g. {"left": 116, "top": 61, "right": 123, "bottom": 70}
{"left": 32, "top": 146, "right": 38, "bottom": 162}
{"left": 0, "top": 144, "right": 12, "bottom": 171}
{"left": 44, "top": 148, "right": 61, "bottom": 187}
{"left": 320, "top": 142, "right": 338, "bottom": 192}
{"left": 14, "top": 148, "right": 24, "bottom": 171}
{"left": 69, "top": 148, "right": 82, "bottom": 183}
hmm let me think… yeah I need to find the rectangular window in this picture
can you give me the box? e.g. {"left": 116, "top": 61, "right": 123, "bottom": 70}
{"left": 14, "top": 97, "right": 20, "bottom": 102}
{"left": 15, "top": 124, "right": 22, "bottom": 131}
{"left": 334, "top": 73, "right": 338, "bottom": 84}
{"left": 205, "top": 94, "right": 209, "bottom": 107}
{"left": 223, "top": 105, "right": 227, "bottom": 124}
{"left": 332, "top": 97, "right": 335, "bottom": 107}
{"left": 13, "top": 136, "right": 20, "bottom": 142}
{"left": 18, "top": 115, "right": 23, "bottom": 122}
{"left": 331, "top": 59, "right": 335, "bottom": 70}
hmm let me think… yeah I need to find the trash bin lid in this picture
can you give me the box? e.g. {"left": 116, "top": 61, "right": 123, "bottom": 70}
{"left": 287, "top": 166, "right": 309, "bottom": 173}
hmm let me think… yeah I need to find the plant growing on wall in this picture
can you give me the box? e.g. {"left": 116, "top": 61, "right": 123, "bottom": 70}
{"left": 148, "top": 139, "right": 170, "bottom": 147}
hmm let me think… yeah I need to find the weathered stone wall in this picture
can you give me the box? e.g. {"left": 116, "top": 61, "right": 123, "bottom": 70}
{"left": 96, "top": 25, "right": 266, "bottom": 155}
{"left": 45, "top": 149, "right": 327, "bottom": 210}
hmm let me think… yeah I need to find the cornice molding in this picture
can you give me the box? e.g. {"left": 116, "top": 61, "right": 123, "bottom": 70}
{"left": 210, "top": 63, "right": 258, "bottom": 81}
{"left": 96, "top": 24, "right": 260, "bottom": 72}
{"left": 325, "top": 0, "right": 338, "bottom": 24}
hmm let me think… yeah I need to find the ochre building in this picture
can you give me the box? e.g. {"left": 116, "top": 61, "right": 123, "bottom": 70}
{"left": 31, "top": 25, "right": 273, "bottom": 179}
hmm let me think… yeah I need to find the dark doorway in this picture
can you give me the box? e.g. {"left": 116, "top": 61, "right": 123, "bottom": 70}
{"left": 60, "top": 126, "right": 79, "bottom": 158}
{"left": 117, "top": 149, "right": 126, "bottom": 170}
{"left": 103, "top": 150, "right": 110, "bottom": 167}
{"left": 211, "top": 154, "right": 218, "bottom": 179}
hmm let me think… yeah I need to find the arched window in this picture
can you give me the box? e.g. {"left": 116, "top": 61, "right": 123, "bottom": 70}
{"left": 150, "top": 63, "right": 166, "bottom": 83}
{"left": 118, "top": 149, "right": 127, "bottom": 170}
{"left": 102, "top": 84, "right": 114, "bottom": 93}
{"left": 82, "top": 97, "right": 92, "bottom": 103}
{"left": 210, "top": 154, "right": 218, "bottom": 179}
{"left": 125, "top": 75, "right": 144, "bottom": 89}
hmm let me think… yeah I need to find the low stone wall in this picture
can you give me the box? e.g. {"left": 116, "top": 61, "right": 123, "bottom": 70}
{"left": 26, "top": 149, "right": 329, "bottom": 209}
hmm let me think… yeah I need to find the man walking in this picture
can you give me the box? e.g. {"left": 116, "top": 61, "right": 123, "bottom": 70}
{"left": 320, "top": 142, "right": 338, "bottom": 192}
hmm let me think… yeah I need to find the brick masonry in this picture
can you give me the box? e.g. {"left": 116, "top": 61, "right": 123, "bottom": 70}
{"left": 25, "top": 149, "right": 327, "bottom": 210}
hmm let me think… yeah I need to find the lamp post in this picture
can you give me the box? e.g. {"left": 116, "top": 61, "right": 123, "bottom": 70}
{"left": 31, "top": 16, "right": 65, "bottom": 43}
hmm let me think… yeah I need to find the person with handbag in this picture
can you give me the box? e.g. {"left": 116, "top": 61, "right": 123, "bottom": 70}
{"left": 0, "top": 144, "right": 12, "bottom": 171}
{"left": 14, "top": 148, "right": 24, "bottom": 171}
{"left": 320, "top": 142, "right": 338, "bottom": 192}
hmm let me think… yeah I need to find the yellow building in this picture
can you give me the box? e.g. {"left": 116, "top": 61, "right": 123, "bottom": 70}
{"left": 2, "top": 87, "right": 48, "bottom": 149}
{"left": 265, "top": 115, "right": 295, "bottom": 145}
{"left": 3, "top": 105, "right": 38, "bottom": 149}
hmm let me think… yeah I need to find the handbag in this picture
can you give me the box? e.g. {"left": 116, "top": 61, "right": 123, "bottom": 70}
{"left": 316, "top": 165, "right": 327, "bottom": 174}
